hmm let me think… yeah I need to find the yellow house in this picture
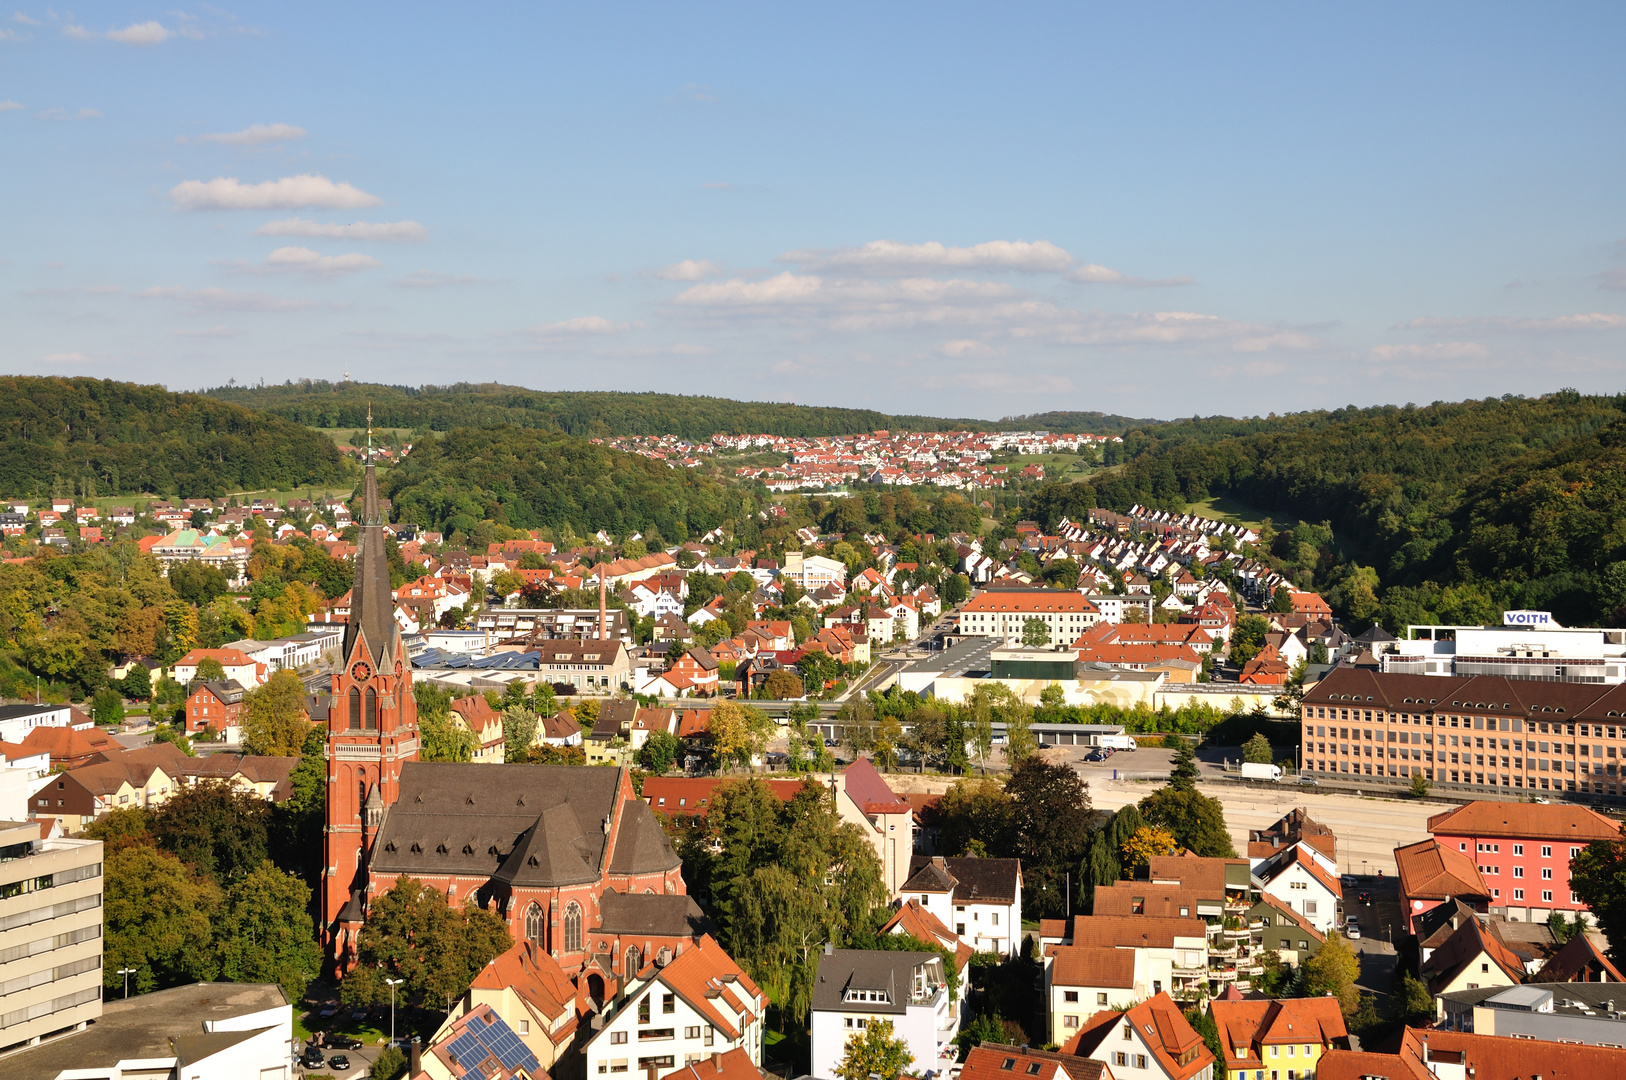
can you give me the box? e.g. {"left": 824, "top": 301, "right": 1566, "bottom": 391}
{"left": 1210, "top": 997, "right": 1348, "bottom": 1080}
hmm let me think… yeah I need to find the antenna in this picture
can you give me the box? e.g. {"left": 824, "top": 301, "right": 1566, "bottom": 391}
{"left": 367, "top": 403, "right": 374, "bottom": 463}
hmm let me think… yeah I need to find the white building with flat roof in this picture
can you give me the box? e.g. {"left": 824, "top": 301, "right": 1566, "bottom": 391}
{"left": 1388, "top": 623, "right": 1626, "bottom": 684}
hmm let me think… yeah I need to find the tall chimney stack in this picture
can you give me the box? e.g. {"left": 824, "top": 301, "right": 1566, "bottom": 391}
{"left": 599, "top": 559, "right": 609, "bottom": 641}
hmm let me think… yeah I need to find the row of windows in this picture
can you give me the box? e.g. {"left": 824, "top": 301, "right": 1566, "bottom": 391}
{"left": 1310, "top": 762, "right": 1620, "bottom": 793}
{"left": 1308, "top": 705, "right": 1617, "bottom": 739}
{"left": 1471, "top": 843, "right": 1578, "bottom": 858}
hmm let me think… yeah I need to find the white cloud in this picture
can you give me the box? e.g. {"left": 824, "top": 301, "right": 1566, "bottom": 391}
{"left": 256, "top": 217, "right": 425, "bottom": 242}
{"left": 41, "top": 351, "right": 91, "bottom": 363}
{"left": 1370, "top": 342, "right": 1490, "bottom": 361}
{"left": 198, "top": 122, "right": 307, "bottom": 146}
{"left": 527, "top": 316, "right": 623, "bottom": 336}
{"left": 656, "top": 259, "right": 722, "bottom": 281}
{"left": 0, "top": 28, "right": 17, "bottom": 40}
{"left": 780, "top": 239, "right": 1074, "bottom": 276}
{"left": 169, "top": 173, "right": 383, "bottom": 211}
{"left": 0, "top": 101, "right": 23, "bottom": 112}
{"left": 393, "top": 270, "right": 483, "bottom": 288}
{"left": 106, "top": 20, "right": 170, "bottom": 44}
{"left": 136, "top": 286, "right": 322, "bottom": 312}
{"left": 65, "top": 20, "right": 171, "bottom": 44}
{"left": 1398, "top": 314, "right": 1626, "bottom": 333}
{"left": 261, "top": 246, "right": 380, "bottom": 276}
{"left": 1066, "top": 263, "right": 1195, "bottom": 287}
{"left": 939, "top": 339, "right": 1001, "bottom": 359}
{"left": 13, "top": 13, "right": 41, "bottom": 26}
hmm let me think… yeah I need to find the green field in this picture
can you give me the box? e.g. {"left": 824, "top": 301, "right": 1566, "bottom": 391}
{"left": 1185, "top": 494, "right": 1270, "bottom": 530}
{"left": 310, "top": 426, "right": 421, "bottom": 447}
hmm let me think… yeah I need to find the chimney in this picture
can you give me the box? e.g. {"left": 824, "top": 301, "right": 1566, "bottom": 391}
{"left": 599, "top": 561, "right": 609, "bottom": 641}
{"left": 409, "top": 1036, "right": 422, "bottom": 1076}
{"left": 646, "top": 1063, "right": 660, "bottom": 1080}
{"left": 711, "top": 1052, "right": 722, "bottom": 1072}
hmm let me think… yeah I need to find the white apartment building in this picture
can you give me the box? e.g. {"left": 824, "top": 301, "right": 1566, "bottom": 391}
{"left": 0, "top": 821, "right": 104, "bottom": 1053}
{"left": 811, "top": 948, "right": 957, "bottom": 1080}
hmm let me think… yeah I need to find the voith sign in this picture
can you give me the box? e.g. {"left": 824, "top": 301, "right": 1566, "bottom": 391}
{"left": 1503, "top": 610, "right": 1558, "bottom": 627}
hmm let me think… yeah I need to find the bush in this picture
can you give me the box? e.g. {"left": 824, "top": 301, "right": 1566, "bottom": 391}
{"left": 371, "top": 1047, "right": 407, "bottom": 1080}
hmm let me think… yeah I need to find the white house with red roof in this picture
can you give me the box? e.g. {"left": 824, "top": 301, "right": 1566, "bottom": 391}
{"left": 1061, "top": 991, "right": 1215, "bottom": 1080}
{"left": 829, "top": 758, "right": 915, "bottom": 899}
{"left": 1254, "top": 844, "right": 1343, "bottom": 936}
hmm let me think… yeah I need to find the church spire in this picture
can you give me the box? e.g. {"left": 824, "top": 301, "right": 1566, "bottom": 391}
{"left": 344, "top": 404, "right": 396, "bottom": 666}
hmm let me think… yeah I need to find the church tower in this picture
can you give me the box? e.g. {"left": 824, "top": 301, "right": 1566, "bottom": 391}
{"left": 323, "top": 411, "right": 419, "bottom": 964}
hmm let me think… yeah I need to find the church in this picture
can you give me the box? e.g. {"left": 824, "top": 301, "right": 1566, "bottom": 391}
{"left": 323, "top": 437, "right": 686, "bottom": 977}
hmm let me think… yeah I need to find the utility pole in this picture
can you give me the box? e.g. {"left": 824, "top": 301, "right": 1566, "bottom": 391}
{"left": 386, "top": 977, "right": 404, "bottom": 1048}
{"left": 118, "top": 966, "right": 138, "bottom": 999}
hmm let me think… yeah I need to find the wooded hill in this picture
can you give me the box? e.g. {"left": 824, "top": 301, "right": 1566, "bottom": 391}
{"left": 1028, "top": 391, "right": 1626, "bottom": 629}
{"left": 201, "top": 380, "right": 1161, "bottom": 439}
{"left": 0, "top": 377, "right": 352, "bottom": 498}
{"left": 380, "top": 425, "right": 757, "bottom": 545}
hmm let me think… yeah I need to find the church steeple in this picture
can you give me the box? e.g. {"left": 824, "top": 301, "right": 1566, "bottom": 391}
{"left": 344, "top": 405, "right": 398, "bottom": 668}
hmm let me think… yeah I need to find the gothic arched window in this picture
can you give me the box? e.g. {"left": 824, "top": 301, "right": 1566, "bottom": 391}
{"left": 525, "top": 903, "right": 545, "bottom": 947}
{"left": 564, "top": 901, "right": 583, "bottom": 952}
{"left": 365, "top": 686, "right": 378, "bottom": 730}
{"left": 348, "top": 686, "right": 362, "bottom": 730}
{"left": 626, "top": 946, "right": 641, "bottom": 975}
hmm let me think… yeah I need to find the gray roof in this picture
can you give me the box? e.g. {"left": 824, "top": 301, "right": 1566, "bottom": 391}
{"left": 369, "top": 762, "right": 676, "bottom": 885}
{"left": 813, "top": 949, "right": 939, "bottom": 1016}
{"left": 598, "top": 892, "right": 709, "bottom": 938}
{"left": 372, "top": 762, "right": 623, "bottom": 884}
{"left": 1, "top": 983, "right": 286, "bottom": 1080}
{"left": 906, "top": 855, "right": 1021, "bottom": 903}
{"left": 343, "top": 460, "right": 400, "bottom": 668}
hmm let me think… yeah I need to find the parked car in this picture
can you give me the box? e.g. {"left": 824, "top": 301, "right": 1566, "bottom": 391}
{"left": 300, "top": 1045, "right": 327, "bottom": 1069}
{"left": 1084, "top": 749, "right": 1108, "bottom": 762}
{"left": 1296, "top": 775, "right": 1319, "bottom": 786}
{"left": 1345, "top": 915, "right": 1361, "bottom": 939}
{"left": 349, "top": 1006, "right": 368, "bottom": 1022}
{"left": 328, "top": 1053, "right": 353, "bottom": 1070}
{"left": 1340, "top": 875, "right": 1359, "bottom": 888}
{"left": 328, "top": 1034, "right": 362, "bottom": 1050}
{"left": 317, "top": 1004, "right": 339, "bottom": 1020}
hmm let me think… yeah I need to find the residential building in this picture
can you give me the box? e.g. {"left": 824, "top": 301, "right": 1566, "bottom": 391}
{"left": 185, "top": 679, "right": 247, "bottom": 737}
{"left": 222, "top": 629, "right": 343, "bottom": 675}
{"left": 1048, "top": 945, "right": 1151, "bottom": 1034}
{"left": 17, "top": 723, "right": 116, "bottom": 770}
{"left": 1061, "top": 992, "right": 1216, "bottom": 1080}
{"left": 961, "top": 1042, "right": 1114, "bottom": 1080}
{"left": 956, "top": 590, "right": 1102, "bottom": 642}
{"left": 0, "top": 821, "right": 103, "bottom": 1052}
{"left": 1532, "top": 927, "right": 1625, "bottom": 983}
{"left": 1425, "top": 801, "right": 1617, "bottom": 922}
{"left": 0, "top": 703, "right": 77, "bottom": 745}
{"left": 475, "top": 607, "right": 635, "bottom": 646}
{"left": 1252, "top": 845, "right": 1342, "bottom": 936}
{"left": 449, "top": 694, "right": 508, "bottom": 763}
{"left": 1210, "top": 996, "right": 1348, "bottom": 1080}
{"left": 171, "top": 647, "right": 267, "bottom": 688}
{"left": 833, "top": 760, "right": 918, "bottom": 901}
{"left": 580, "top": 933, "right": 767, "bottom": 1080}
{"left": 148, "top": 528, "right": 252, "bottom": 584}
{"left": 781, "top": 550, "right": 847, "bottom": 592}
{"left": 810, "top": 947, "right": 957, "bottom": 1080}
{"left": 881, "top": 900, "right": 973, "bottom": 1015}
{"left": 1242, "top": 895, "right": 1326, "bottom": 966}
{"left": 1246, "top": 809, "right": 1336, "bottom": 872}
{"left": 535, "top": 639, "right": 632, "bottom": 694}
{"left": 1317, "top": 1026, "right": 1626, "bottom": 1080}
{"left": 420, "top": 1005, "right": 541, "bottom": 1080}
{"left": 1044, "top": 917, "right": 1209, "bottom": 1026}
{"left": 0, "top": 981, "right": 293, "bottom": 1079}
{"left": 1419, "top": 917, "right": 1526, "bottom": 996}
{"left": 38, "top": 743, "right": 195, "bottom": 831}
{"left": 1395, "top": 838, "right": 1493, "bottom": 934}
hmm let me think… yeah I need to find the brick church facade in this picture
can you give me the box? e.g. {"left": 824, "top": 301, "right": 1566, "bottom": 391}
{"left": 323, "top": 446, "right": 686, "bottom": 978}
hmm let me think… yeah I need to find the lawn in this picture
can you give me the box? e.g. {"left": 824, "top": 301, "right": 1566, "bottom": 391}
{"left": 1185, "top": 494, "right": 1272, "bottom": 531}
{"left": 310, "top": 426, "right": 421, "bottom": 447}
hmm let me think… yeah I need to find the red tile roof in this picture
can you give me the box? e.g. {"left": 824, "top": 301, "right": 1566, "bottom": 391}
{"left": 1394, "top": 838, "right": 1490, "bottom": 902}
{"left": 1427, "top": 800, "right": 1619, "bottom": 843}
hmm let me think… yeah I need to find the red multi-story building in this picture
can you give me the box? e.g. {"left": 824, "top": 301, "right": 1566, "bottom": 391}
{"left": 1426, "top": 801, "right": 1618, "bottom": 923}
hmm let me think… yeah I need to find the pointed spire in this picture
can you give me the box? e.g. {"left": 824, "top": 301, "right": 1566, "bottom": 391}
{"left": 344, "top": 419, "right": 397, "bottom": 667}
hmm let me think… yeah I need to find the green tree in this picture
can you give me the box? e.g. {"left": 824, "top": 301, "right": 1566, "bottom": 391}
{"left": 242, "top": 669, "right": 310, "bottom": 756}
{"left": 1139, "top": 785, "right": 1236, "bottom": 858}
{"left": 349, "top": 875, "right": 514, "bottom": 1009}
{"left": 1184, "top": 1006, "right": 1223, "bottom": 1065}
{"left": 1020, "top": 617, "right": 1051, "bottom": 647}
{"left": 1409, "top": 772, "right": 1432, "bottom": 799}
{"left": 502, "top": 706, "right": 539, "bottom": 758}
{"left": 150, "top": 779, "right": 271, "bottom": 886}
{"left": 215, "top": 859, "right": 323, "bottom": 1001}
{"left": 1302, "top": 929, "right": 1362, "bottom": 1015}
{"left": 372, "top": 1046, "right": 408, "bottom": 1080}
{"left": 1390, "top": 973, "right": 1435, "bottom": 1027}
{"left": 270, "top": 728, "right": 327, "bottom": 889}
{"left": 1570, "top": 827, "right": 1626, "bottom": 955}
{"left": 834, "top": 1018, "right": 913, "bottom": 1080}
{"left": 1229, "top": 614, "right": 1270, "bottom": 665}
{"left": 119, "top": 665, "right": 152, "bottom": 701}
{"left": 637, "top": 729, "right": 683, "bottom": 774}
{"left": 104, "top": 845, "right": 222, "bottom": 994}
{"left": 1121, "top": 825, "right": 1180, "bottom": 870}
{"left": 1007, "top": 758, "right": 1095, "bottom": 917}
{"left": 195, "top": 656, "right": 227, "bottom": 683}
{"left": 762, "top": 668, "right": 805, "bottom": 700}
{"left": 91, "top": 685, "right": 126, "bottom": 725}
{"left": 1546, "top": 910, "right": 1583, "bottom": 944}
{"left": 709, "top": 700, "right": 773, "bottom": 770}
{"left": 937, "top": 778, "right": 1013, "bottom": 858}
{"left": 1168, "top": 737, "right": 1200, "bottom": 791}
{"left": 1269, "top": 585, "right": 1296, "bottom": 614}
{"left": 1243, "top": 732, "right": 1273, "bottom": 764}
{"left": 415, "top": 684, "right": 478, "bottom": 763}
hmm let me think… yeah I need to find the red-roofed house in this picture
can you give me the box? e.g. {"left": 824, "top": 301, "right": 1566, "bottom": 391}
{"left": 643, "top": 775, "right": 810, "bottom": 820}
{"left": 171, "top": 647, "right": 267, "bottom": 688}
{"left": 1210, "top": 996, "right": 1349, "bottom": 1080}
{"left": 1426, "top": 800, "right": 1618, "bottom": 923}
{"left": 449, "top": 694, "right": 507, "bottom": 763}
{"left": 1396, "top": 838, "right": 1492, "bottom": 935}
{"left": 1061, "top": 991, "right": 1216, "bottom": 1080}
{"left": 835, "top": 757, "right": 915, "bottom": 898}
{"left": 961, "top": 1043, "right": 1113, "bottom": 1080}
{"left": 1254, "top": 843, "right": 1343, "bottom": 936}
{"left": 1320, "top": 1026, "right": 1626, "bottom": 1080}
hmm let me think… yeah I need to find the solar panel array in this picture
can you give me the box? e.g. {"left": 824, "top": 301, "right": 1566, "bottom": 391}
{"left": 447, "top": 1011, "right": 540, "bottom": 1079}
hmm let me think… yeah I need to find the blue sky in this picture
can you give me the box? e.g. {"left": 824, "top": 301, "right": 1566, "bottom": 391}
{"left": 5, "top": 4, "right": 1625, "bottom": 420}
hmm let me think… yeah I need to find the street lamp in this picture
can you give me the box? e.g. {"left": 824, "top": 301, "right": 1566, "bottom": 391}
{"left": 385, "top": 977, "right": 404, "bottom": 1048}
{"left": 117, "top": 966, "right": 139, "bottom": 999}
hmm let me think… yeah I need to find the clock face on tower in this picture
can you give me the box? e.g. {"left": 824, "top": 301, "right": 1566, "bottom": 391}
{"left": 350, "top": 661, "right": 372, "bottom": 683}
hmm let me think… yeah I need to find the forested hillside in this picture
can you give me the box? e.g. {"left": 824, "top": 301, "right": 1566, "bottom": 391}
{"left": 0, "top": 377, "right": 351, "bottom": 497}
{"left": 1028, "top": 391, "right": 1626, "bottom": 629}
{"left": 202, "top": 380, "right": 1160, "bottom": 439}
{"left": 380, "top": 426, "right": 757, "bottom": 546}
